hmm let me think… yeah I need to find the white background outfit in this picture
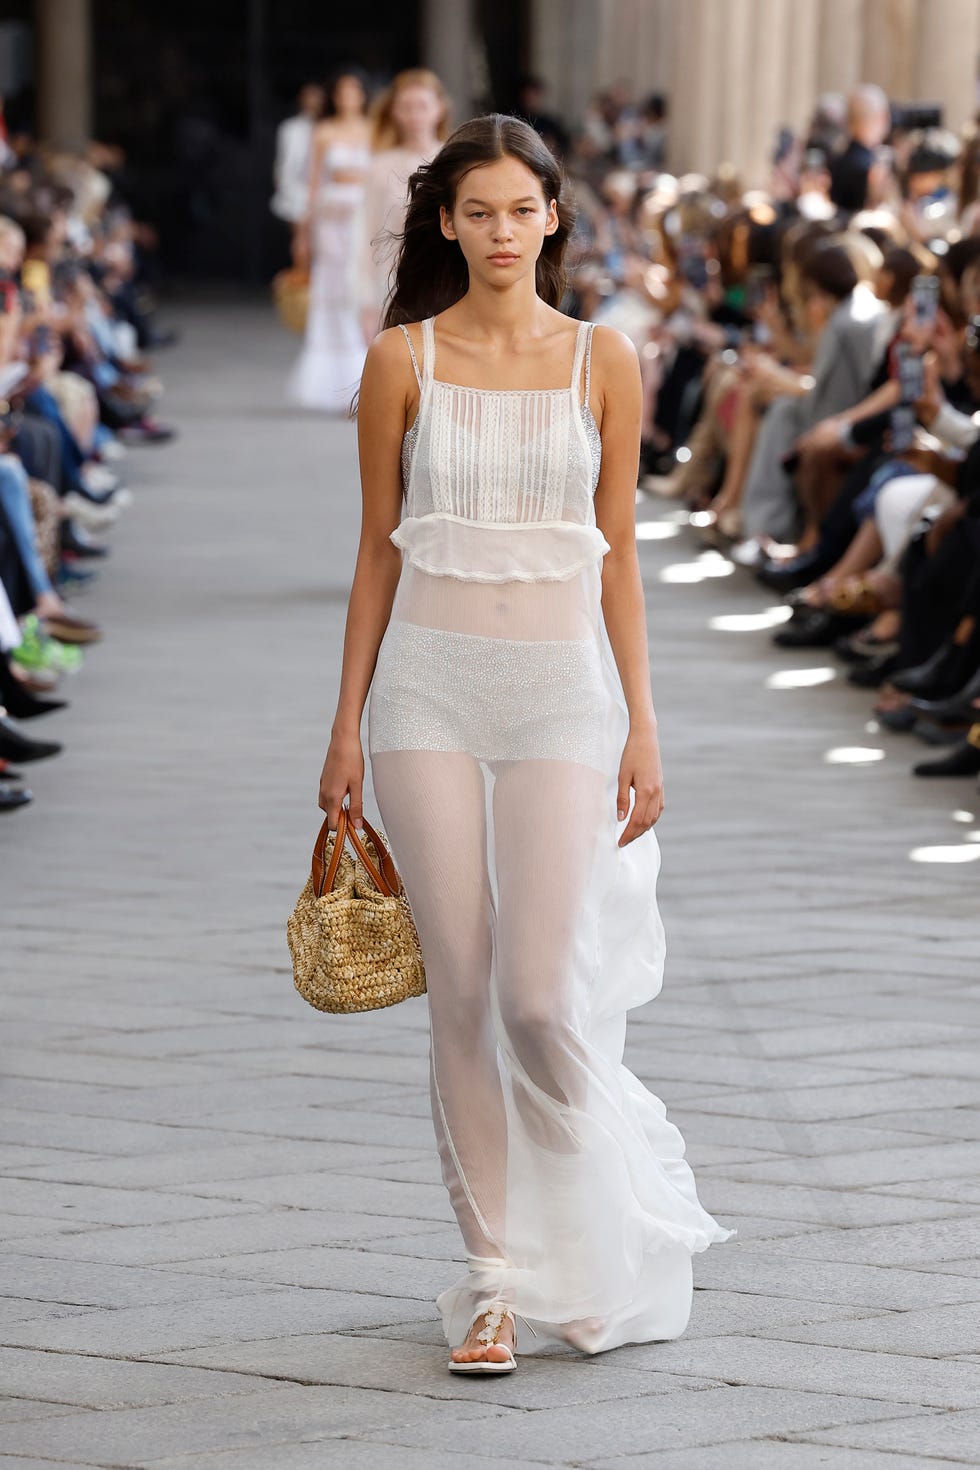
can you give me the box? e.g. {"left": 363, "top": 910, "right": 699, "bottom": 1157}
{"left": 359, "top": 146, "right": 433, "bottom": 328}
{"left": 285, "top": 139, "right": 369, "bottom": 412}
{"left": 270, "top": 113, "right": 316, "bottom": 224}
{"left": 367, "top": 316, "right": 735, "bottom": 1355}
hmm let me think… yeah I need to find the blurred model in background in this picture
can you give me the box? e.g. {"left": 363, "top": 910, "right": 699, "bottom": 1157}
{"left": 270, "top": 83, "right": 326, "bottom": 267}
{"left": 286, "top": 67, "right": 371, "bottom": 413}
{"left": 359, "top": 69, "right": 450, "bottom": 343}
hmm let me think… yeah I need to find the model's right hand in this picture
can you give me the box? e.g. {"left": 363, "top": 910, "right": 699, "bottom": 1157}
{"left": 318, "top": 730, "right": 364, "bottom": 831}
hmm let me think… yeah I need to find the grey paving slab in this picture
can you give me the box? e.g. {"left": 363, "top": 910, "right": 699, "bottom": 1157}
{"left": 800, "top": 1407, "right": 980, "bottom": 1461}
{"left": 354, "top": 1385, "right": 930, "bottom": 1460}
{"left": 0, "top": 1287, "right": 432, "bottom": 1356}
{"left": 1, "top": 1209, "right": 448, "bottom": 1266}
{"left": 733, "top": 1215, "right": 980, "bottom": 1267}
{"left": 0, "top": 1384, "right": 510, "bottom": 1466}
{"left": 156, "top": 1331, "right": 714, "bottom": 1407}
{"left": 3, "top": 301, "right": 979, "bottom": 1467}
{"left": 0, "top": 1256, "right": 295, "bottom": 1310}
{"left": 760, "top": 1301, "right": 980, "bottom": 1357}
{"left": 0, "top": 1400, "right": 79, "bottom": 1424}
{"left": 693, "top": 1250, "right": 980, "bottom": 1310}
{"left": 0, "top": 1179, "right": 264, "bottom": 1227}
{"left": 703, "top": 1142, "right": 980, "bottom": 1188}
{"left": 606, "top": 1333, "right": 980, "bottom": 1408}
{"left": 0, "top": 1458, "right": 108, "bottom": 1470}
{"left": 0, "top": 1346, "right": 290, "bottom": 1410}
{"left": 587, "top": 1442, "right": 975, "bottom": 1470}
{"left": 148, "top": 1445, "right": 514, "bottom": 1470}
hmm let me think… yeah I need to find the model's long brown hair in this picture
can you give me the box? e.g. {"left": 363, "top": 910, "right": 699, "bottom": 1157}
{"left": 380, "top": 113, "right": 577, "bottom": 329}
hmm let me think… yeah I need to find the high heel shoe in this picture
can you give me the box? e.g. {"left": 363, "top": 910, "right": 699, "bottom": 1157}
{"left": 908, "top": 666, "right": 980, "bottom": 724}
{"left": 447, "top": 1300, "right": 536, "bottom": 1374}
{"left": 891, "top": 640, "right": 979, "bottom": 698}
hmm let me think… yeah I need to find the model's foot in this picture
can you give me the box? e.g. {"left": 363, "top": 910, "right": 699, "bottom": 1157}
{"left": 450, "top": 1307, "right": 516, "bottom": 1365}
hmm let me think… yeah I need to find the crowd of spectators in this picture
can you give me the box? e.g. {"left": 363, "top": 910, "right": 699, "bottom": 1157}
{"left": 554, "top": 80, "right": 980, "bottom": 791}
{"left": 0, "top": 108, "right": 175, "bottom": 814}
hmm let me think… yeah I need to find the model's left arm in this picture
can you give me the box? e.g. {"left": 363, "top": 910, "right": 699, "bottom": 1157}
{"left": 591, "top": 323, "right": 665, "bottom": 847}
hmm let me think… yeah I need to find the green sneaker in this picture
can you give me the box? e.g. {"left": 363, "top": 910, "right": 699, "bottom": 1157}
{"left": 11, "top": 614, "right": 84, "bottom": 675}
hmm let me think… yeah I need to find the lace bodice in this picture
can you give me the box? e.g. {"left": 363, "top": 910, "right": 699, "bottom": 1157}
{"left": 399, "top": 316, "right": 601, "bottom": 506}
{"left": 391, "top": 316, "right": 606, "bottom": 583}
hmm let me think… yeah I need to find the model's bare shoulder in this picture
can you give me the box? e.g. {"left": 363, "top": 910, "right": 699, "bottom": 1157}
{"left": 589, "top": 324, "right": 641, "bottom": 426}
{"left": 590, "top": 322, "right": 641, "bottom": 376}
{"left": 362, "top": 325, "right": 415, "bottom": 380}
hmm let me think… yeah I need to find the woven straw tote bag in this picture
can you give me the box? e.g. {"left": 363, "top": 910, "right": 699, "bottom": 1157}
{"left": 272, "top": 267, "right": 310, "bottom": 334}
{"left": 287, "top": 804, "right": 426, "bottom": 1013}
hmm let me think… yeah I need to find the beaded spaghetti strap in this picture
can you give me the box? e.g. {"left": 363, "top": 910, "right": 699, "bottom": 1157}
{"left": 570, "top": 319, "right": 596, "bottom": 407}
{"left": 398, "top": 323, "right": 423, "bottom": 391}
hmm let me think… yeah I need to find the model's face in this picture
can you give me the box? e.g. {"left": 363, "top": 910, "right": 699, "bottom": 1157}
{"left": 299, "top": 85, "right": 325, "bottom": 117}
{"left": 439, "top": 156, "right": 558, "bottom": 286}
{"left": 391, "top": 85, "right": 443, "bottom": 142}
{"left": 333, "top": 76, "right": 366, "bottom": 116}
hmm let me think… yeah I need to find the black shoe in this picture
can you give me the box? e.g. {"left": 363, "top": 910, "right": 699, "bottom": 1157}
{"left": 773, "top": 607, "right": 862, "bottom": 648}
{"left": 755, "top": 548, "right": 834, "bottom": 594}
{"left": 891, "top": 641, "right": 979, "bottom": 698}
{"left": 912, "top": 717, "right": 972, "bottom": 746}
{"left": 60, "top": 522, "right": 110, "bottom": 559}
{"left": 0, "top": 780, "right": 32, "bottom": 812}
{"left": 0, "top": 712, "right": 63, "bottom": 763}
{"left": 0, "top": 651, "right": 68, "bottom": 719}
{"left": 847, "top": 651, "right": 902, "bottom": 688}
{"left": 913, "top": 738, "right": 980, "bottom": 777}
{"left": 878, "top": 704, "right": 918, "bottom": 732}
{"left": 835, "top": 631, "right": 901, "bottom": 664}
{"left": 908, "top": 667, "right": 980, "bottom": 724}
{"left": 0, "top": 686, "right": 67, "bottom": 719}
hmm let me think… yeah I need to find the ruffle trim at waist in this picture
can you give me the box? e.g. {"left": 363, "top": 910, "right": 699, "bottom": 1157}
{"left": 389, "top": 512, "right": 611, "bottom": 583}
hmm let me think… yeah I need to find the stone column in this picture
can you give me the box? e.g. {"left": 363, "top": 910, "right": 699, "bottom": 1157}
{"left": 35, "top": 0, "right": 92, "bottom": 150}
{"left": 421, "top": 0, "right": 476, "bottom": 125}
{"left": 743, "top": 0, "right": 792, "bottom": 186}
{"left": 718, "top": 0, "right": 755, "bottom": 176}
{"left": 914, "top": 0, "right": 980, "bottom": 133}
{"left": 528, "top": 0, "right": 602, "bottom": 132}
{"left": 783, "top": 0, "right": 822, "bottom": 136}
{"left": 861, "top": 0, "right": 916, "bottom": 99}
{"left": 817, "top": 0, "right": 863, "bottom": 95}
{"left": 670, "top": 0, "right": 725, "bottom": 177}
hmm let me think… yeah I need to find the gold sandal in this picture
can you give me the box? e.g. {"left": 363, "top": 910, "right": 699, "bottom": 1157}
{"left": 447, "top": 1299, "right": 536, "bottom": 1374}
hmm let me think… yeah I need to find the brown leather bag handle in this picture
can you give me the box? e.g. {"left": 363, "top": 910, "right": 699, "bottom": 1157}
{"left": 311, "top": 805, "right": 401, "bottom": 899}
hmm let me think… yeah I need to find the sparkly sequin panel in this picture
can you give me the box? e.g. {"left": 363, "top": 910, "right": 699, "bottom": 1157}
{"left": 368, "top": 620, "right": 607, "bottom": 768}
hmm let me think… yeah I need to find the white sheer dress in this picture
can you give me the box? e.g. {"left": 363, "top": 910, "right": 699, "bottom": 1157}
{"left": 367, "top": 315, "right": 736, "bottom": 1355}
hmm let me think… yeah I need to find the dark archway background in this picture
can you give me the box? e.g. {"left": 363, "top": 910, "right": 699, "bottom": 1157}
{"left": 89, "top": 0, "right": 422, "bottom": 282}
{"left": 2, "top": 1, "right": 534, "bottom": 282}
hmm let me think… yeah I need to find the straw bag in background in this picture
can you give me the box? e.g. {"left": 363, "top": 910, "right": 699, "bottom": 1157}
{"left": 272, "top": 267, "right": 310, "bottom": 334}
{"left": 287, "top": 805, "right": 426, "bottom": 1014}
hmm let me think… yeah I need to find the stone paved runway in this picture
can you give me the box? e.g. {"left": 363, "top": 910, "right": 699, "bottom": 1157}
{"left": 2, "top": 301, "right": 979, "bottom": 1468}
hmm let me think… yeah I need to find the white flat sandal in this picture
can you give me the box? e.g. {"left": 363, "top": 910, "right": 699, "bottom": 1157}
{"left": 447, "top": 1300, "right": 536, "bottom": 1374}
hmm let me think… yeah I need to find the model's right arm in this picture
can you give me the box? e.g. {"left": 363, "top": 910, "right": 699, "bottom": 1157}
{"left": 318, "top": 328, "right": 410, "bottom": 830}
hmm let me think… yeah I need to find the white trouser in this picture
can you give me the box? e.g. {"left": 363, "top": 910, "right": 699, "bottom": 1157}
{"left": 875, "top": 473, "right": 956, "bottom": 565}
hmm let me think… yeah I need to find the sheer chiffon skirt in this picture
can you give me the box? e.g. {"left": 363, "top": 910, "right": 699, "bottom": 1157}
{"left": 285, "top": 185, "right": 367, "bottom": 413}
{"left": 367, "top": 556, "right": 736, "bottom": 1355}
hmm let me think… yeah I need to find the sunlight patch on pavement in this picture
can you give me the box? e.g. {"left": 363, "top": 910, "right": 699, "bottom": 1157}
{"left": 765, "top": 666, "right": 836, "bottom": 689}
{"left": 659, "top": 551, "right": 735, "bottom": 584}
